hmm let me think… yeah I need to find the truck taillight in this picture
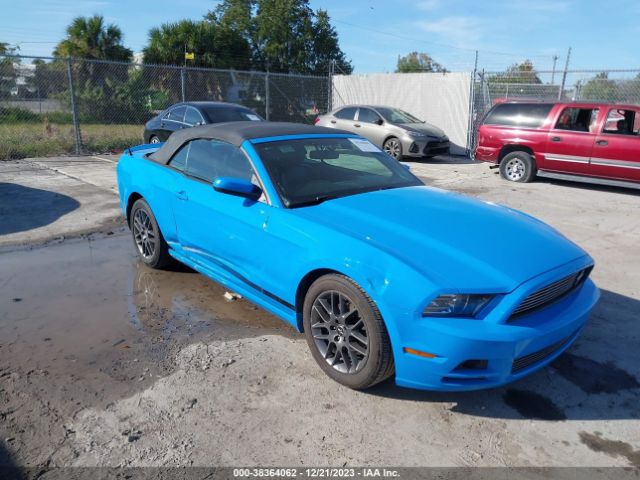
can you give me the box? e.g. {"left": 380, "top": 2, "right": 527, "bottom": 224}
{"left": 314, "top": 117, "right": 320, "bottom": 125}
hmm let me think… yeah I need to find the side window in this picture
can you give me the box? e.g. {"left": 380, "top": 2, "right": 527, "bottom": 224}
{"left": 184, "top": 107, "right": 204, "bottom": 126}
{"left": 334, "top": 107, "right": 357, "bottom": 120}
{"left": 185, "top": 139, "right": 256, "bottom": 183}
{"left": 358, "top": 108, "right": 382, "bottom": 124}
{"left": 483, "top": 103, "right": 553, "bottom": 128}
{"left": 603, "top": 108, "right": 638, "bottom": 135}
{"left": 555, "top": 107, "right": 598, "bottom": 132}
{"left": 165, "top": 106, "right": 186, "bottom": 122}
{"left": 169, "top": 143, "right": 189, "bottom": 171}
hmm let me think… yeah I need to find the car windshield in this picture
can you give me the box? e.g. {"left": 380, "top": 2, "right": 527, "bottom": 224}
{"left": 203, "top": 107, "right": 263, "bottom": 123}
{"left": 376, "top": 107, "right": 423, "bottom": 124}
{"left": 253, "top": 137, "right": 423, "bottom": 208}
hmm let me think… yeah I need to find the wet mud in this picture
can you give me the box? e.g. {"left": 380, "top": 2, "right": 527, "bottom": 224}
{"left": 0, "top": 234, "right": 296, "bottom": 464}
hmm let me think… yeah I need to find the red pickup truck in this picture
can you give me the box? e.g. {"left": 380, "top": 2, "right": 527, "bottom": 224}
{"left": 475, "top": 102, "right": 640, "bottom": 185}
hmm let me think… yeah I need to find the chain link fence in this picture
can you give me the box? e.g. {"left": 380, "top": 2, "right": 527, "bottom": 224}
{"left": 470, "top": 69, "right": 640, "bottom": 148}
{"left": 0, "top": 55, "right": 329, "bottom": 159}
{"left": 3, "top": 54, "right": 640, "bottom": 159}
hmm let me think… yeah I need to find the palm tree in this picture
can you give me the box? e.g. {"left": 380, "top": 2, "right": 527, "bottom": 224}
{"left": 54, "top": 15, "right": 132, "bottom": 62}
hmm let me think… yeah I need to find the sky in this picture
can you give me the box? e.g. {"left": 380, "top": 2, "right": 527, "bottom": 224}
{"left": 2, "top": 0, "right": 640, "bottom": 74}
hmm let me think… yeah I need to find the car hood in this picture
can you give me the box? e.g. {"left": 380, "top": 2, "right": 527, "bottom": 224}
{"left": 399, "top": 122, "right": 447, "bottom": 139}
{"left": 292, "top": 186, "right": 587, "bottom": 292}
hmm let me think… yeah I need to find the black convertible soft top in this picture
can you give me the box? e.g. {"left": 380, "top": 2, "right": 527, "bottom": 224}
{"left": 148, "top": 121, "right": 349, "bottom": 164}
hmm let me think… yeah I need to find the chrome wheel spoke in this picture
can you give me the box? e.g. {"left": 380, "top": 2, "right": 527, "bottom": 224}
{"left": 311, "top": 290, "right": 368, "bottom": 374}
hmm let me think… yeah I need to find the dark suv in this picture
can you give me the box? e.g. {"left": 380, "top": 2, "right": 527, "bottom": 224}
{"left": 475, "top": 101, "right": 640, "bottom": 185}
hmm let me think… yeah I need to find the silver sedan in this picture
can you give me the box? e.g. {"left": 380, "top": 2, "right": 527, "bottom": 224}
{"left": 315, "top": 105, "right": 449, "bottom": 160}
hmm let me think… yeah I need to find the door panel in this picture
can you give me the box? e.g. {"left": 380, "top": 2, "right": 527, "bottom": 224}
{"left": 543, "top": 107, "right": 599, "bottom": 175}
{"left": 356, "top": 108, "right": 386, "bottom": 147}
{"left": 173, "top": 177, "right": 273, "bottom": 287}
{"left": 543, "top": 131, "right": 594, "bottom": 175}
{"left": 591, "top": 134, "right": 640, "bottom": 182}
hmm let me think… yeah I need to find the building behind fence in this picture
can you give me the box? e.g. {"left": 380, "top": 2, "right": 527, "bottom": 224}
{"left": 1, "top": 54, "right": 639, "bottom": 159}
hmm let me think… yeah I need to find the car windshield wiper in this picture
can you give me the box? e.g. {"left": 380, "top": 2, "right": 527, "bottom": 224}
{"left": 290, "top": 195, "right": 340, "bottom": 208}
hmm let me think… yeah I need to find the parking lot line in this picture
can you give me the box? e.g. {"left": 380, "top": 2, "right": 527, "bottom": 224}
{"left": 91, "top": 155, "right": 118, "bottom": 163}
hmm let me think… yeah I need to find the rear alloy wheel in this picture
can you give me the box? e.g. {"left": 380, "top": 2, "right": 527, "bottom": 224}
{"left": 149, "top": 135, "right": 161, "bottom": 144}
{"left": 130, "top": 198, "right": 174, "bottom": 269}
{"left": 303, "top": 274, "right": 394, "bottom": 389}
{"left": 383, "top": 137, "right": 403, "bottom": 160}
{"left": 499, "top": 151, "right": 537, "bottom": 183}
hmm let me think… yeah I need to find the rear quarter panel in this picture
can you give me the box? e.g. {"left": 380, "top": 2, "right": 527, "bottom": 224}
{"left": 116, "top": 148, "right": 179, "bottom": 243}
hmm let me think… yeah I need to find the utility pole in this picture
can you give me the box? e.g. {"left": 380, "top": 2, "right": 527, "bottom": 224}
{"left": 551, "top": 55, "right": 558, "bottom": 84}
{"left": 265, "top": 62, "right": 270, "bottom": 121}
{"left": 327, "top": 59, "right": 335, "bottom": 113}
{"left": 466, "top": 50, "right": 479, "bottom": 155}
{"left": 558, "top": 47, "right": 571, "bottom": 100}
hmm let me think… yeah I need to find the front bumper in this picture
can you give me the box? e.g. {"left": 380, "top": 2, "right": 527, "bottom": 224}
{"left": 401, "top": 137, "right": 450, "bottom": 158}
{"left": 391, "top": 260, "right": 600, "bottom": 391}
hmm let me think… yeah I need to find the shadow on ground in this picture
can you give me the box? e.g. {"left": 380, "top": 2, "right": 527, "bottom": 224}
{"left": 0, "top": 183, "right": 80, "bottom": 236}
{"left": 540, "top": 176, "right": 640, "bottom": 196}
{"left": 407, "top": 153, "right": 477, "bottom": 165}
{"left": 367, "top": 289, "right": 640, "bottom": 422}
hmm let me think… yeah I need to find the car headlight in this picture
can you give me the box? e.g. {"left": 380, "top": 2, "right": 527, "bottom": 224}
{"left": 407, "top": 131, "right": 427, "bottom": 137}
{"left": 423, "top": 294, "right": 493, "bottom": 318}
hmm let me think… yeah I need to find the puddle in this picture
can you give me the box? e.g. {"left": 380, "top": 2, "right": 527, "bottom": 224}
{"left": 0, "top": 233, "right": 296, "bottom": 407}
{"left": 579, "top": 431, "right": 640, "bottom": 466}
{"left": 552, "top": 353, "right": 640, "bottom": 394}
{"left": 502, "top": 389, "right": 567, "bottom": 421}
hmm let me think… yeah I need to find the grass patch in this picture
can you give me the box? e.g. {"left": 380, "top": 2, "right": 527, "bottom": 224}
{"left": 0, "top": 123, "right": 144, "bottom": 159}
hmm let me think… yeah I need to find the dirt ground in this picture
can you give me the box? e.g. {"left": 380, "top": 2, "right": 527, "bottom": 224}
{"left": 0, "top": 154, "right": 639, "bottom": 468}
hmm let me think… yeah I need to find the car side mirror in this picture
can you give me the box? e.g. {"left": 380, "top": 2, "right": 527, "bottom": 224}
{"left": 213, "top": 177, "right": 262, "bottom": 201}
{"left": 375, "top": 118, "right": 384, "bottom": 125}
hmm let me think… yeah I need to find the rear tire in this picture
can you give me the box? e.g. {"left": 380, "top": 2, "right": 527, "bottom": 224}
{"left": 499, "top": 151, "right": 537, "bottom": 183}
{"left": 130, "top": 198, "right": 174, "bottom": 269}
{"left": 149, "top": 135, "right": 161, "bottom": 144}
{"left": 303, "top": 274, "right": 394, "bottom": 389}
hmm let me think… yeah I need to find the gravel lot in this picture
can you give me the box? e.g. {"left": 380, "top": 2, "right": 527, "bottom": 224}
{"left": 1, "top": 154, "right": 639, "bottom": 468}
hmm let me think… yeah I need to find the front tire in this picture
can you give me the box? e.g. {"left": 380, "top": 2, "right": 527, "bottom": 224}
{"left": 130, "top": 198, "right": 174, "bottom": 269}
{"left": 499, "top": 151, "right": 537, "bottom": 183}
{"left": 383, "top": 137, "right": 403, "bottom": 160}
{"left": 303, "top": 274, "right": 394, "bottom": 389}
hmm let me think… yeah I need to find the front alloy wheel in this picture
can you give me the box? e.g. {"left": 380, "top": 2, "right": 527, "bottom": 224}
{"left": 303, "top": 274, "right": 394, "bottom": 389}
{"left": 383, "top": 137, "right": 403, "bottom": 160}
{"left": 311, "top": 291, "right": 369, "bottom": 374}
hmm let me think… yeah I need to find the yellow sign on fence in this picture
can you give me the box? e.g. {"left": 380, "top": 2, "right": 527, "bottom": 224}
{"left": 185, "top": 52, "right": 195, "bottom": 60}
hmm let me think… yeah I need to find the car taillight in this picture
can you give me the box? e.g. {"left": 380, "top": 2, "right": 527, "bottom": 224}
{"left": 314, "top": 117, "right": 320, "bottom": 125}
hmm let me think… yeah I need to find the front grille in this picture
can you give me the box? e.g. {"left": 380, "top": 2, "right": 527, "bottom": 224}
{"left": 509, "top": 267, "right": 590, "bottom": 320}
{"left": 423, "top": 140, "right": 450, "bottom": 155}
{"left": 511, "top": 333, "right": 574, "bottom": 373}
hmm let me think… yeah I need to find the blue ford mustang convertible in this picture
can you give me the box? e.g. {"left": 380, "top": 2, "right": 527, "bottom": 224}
{"left": 117, "top": 122, "right": 599, "bottom": 391}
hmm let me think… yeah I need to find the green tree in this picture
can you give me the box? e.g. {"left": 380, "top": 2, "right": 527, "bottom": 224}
{"left": 53, "top": 15, "right": 132, "bottom": 61}
{"left": 142, "top": 19, "right": 251, "bottom": 69}
{"left": 0, "top": 42, "right": 19, "bottom": 98}
{"left": 206, "top": 0, "right": 352, "bottom": 74}
{"left": 489, "top": 60, "right": 542, "bottom": 84}
{"left": 395, "top": 52, "right": 446, "bottom": 73}
{"left": 580, "top": 72, "right": 618, "bottom": 102}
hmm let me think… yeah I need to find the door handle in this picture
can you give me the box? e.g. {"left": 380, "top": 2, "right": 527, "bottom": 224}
{"left": 551, "top": 136, "right": 562, "bottom": 142}
{"left": 354, "top": 123, "right": 361, "bottom": 127}
{"left": 330, "top": 120, "right": 336, "bottom": 124}
{"left": 176, "top": 190, "right": 188, "bottom": 201}
{"left": 596, "top": 140, "right": 608, "bottom": 146}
